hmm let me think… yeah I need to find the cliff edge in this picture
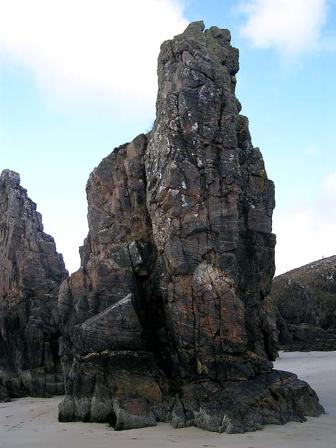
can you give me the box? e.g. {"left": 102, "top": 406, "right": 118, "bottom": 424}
{"left": 0, "top": 170, "right": 68, "bottom": 399}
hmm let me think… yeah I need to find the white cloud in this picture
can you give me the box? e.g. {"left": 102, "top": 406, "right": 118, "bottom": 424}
{"left": 240, "top": 0, "right": 327, "bottom": 55}
{"left": 0, "top": 0, "right": 187, "bottom": 111}
{"left": 274, "top": 171, "right": 336, "bottom": 274}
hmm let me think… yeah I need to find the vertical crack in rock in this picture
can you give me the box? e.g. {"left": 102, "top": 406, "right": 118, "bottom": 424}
{"left": 58, "top": 22, "right": 324, "bottom": 432}
{"left": 0, "top": 170, "right": 68, "bottom": 400}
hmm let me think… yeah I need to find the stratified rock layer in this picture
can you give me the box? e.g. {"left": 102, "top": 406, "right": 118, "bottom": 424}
{"left": 58, "top": 22, "right": 323, "bottom": 432}
{"left": 272, "top": 256, "right": 336, "bottom": 351}
{"left": 0, "top": 170, "right": 68, "bottom": 399}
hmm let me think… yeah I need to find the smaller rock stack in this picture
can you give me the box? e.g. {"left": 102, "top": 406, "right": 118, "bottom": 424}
{"left": 272, "top": 256, "right": 336, "bottom": 351}
{"left": 0, "top": 170, "right": 68, "bottom": 399}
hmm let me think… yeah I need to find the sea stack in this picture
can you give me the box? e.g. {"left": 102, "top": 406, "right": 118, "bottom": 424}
{"left": 0, "top": 170, "right": 68, "bottom": 399}
{"left": 271, "top": 256, "right": 336, "bottom": 351}
{"left": 58, "top": 22, "right": 323, "bottom": 432}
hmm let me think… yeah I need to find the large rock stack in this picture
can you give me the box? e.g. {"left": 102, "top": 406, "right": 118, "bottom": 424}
{"left": 0, "top": 170, "right": 68, "bottom": 399}
{"left": 58, "top": 22, "right": 323, "bottom": 432}
{"left": 272, "top": 256, "right": 336, "bottom": 351}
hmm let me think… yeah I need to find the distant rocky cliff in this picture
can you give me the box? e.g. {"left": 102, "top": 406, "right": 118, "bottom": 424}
{"left": 58, "top": 22, "right": 323, "bottom": 432}
{"left": 272, "top": 256, "right": 336, "bottom": 351}
{"left": 0, "top": 170, "right": 68, "bottom": 400}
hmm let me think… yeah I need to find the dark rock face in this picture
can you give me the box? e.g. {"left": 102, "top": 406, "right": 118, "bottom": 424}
{"left": 58, "top": 134, "right": 165, "bottom": 429}
{"left": 58, "top": 22, "right": 323, "bottom": 432}
{"left": 271, "top": 256, "right": 336, "bottom": 351}
{"left": 0, "top": 170, "right": 68, "bottom": 399}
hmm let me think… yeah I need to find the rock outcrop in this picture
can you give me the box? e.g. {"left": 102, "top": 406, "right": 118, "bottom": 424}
{"left": 58, "top": 22, "right": 323, "bottom": 432}
{"left": 272, "top": 256, "right": 336, "bottom": 351}
{"left": 0, "top": 170, "right": 68, "bottom": 399}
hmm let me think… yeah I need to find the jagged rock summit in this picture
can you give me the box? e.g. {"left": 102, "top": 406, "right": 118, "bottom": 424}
{"left": 58, "top": 22, "right": 323, "bottom": 432}
{"left": 272, "top": 255, "right": 336, "bottom": 351}
{"left": 0, "top": 169, "right": 68, "bottom": 400}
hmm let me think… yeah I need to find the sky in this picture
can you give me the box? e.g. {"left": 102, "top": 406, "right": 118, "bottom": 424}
{"left": 1, "top": 0, "right": 336, "bottom": 275}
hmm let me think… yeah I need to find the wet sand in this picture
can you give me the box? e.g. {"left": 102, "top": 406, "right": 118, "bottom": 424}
{"left": 1, "top": 351, "right": 336, "bottom": 448}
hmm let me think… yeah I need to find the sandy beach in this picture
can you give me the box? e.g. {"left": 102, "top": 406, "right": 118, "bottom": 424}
{"left": 1, "top": 351, "right": 335, "bottom": 448}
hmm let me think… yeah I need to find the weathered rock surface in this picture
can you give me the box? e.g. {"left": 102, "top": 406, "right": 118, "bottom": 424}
{"left": 272, "top": 256, "right": 336, "bottom": 351}
{"left": 58, "top": 22, "right": 323, "bottom": 432}
{"left": 0, "top": 170, "right": 68, "bottom": 399}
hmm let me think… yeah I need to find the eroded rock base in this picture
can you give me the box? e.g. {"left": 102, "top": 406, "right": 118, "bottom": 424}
{"left": 58, "top": 351, "right": 164, "bottom": 430}
{"left": 1, "top": 368, "right": 64, "bottom": 401}
{"left": 59, "top": 356, "right": 323, "bottom": 433}
{"left": 169, "top": 370, "right": 323, "bottom": 433}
